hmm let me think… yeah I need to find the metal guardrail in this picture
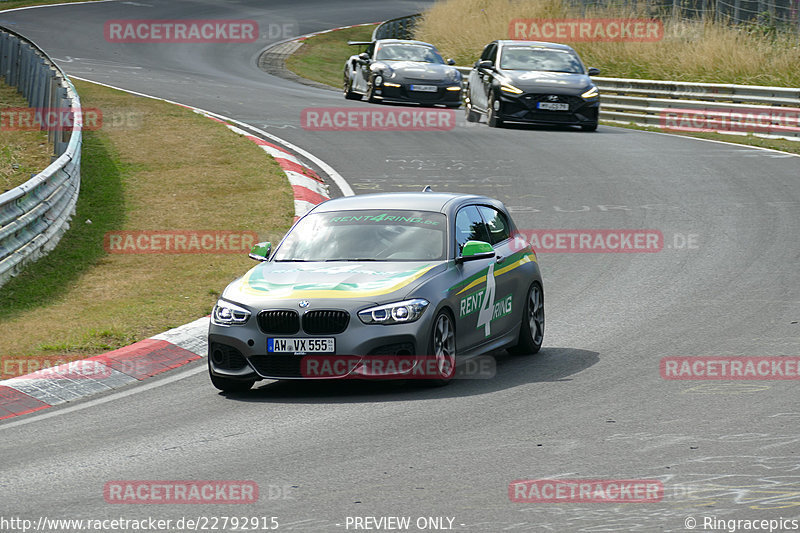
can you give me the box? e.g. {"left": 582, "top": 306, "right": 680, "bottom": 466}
{"left": 454, "top": 65, "right": 800, "bottom": 139}
{"left": 379, "top": 14, "right": 800, "bottom": 140}
{"left": 591, "top": 77, "right": 800, "bottom": 139}
{"left": 0, "top": 26, "right": 82, "bottom": 287}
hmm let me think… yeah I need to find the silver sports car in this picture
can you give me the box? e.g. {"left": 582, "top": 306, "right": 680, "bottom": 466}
{"left": 343, "top": 39, "right": 462, "bottom": 107}
{"left": 208, "top": 190, "right": 544, "bottom": 391}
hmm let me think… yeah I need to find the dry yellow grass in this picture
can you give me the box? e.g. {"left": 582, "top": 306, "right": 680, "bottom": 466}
{"left": 0, "top": 80, "right": 293, "bottom": 361}
{"left": 415, "top": 0, "right": 800, "bottom": 86}
{"left": 0, "top": 81, "right": 52, "bottom": 193}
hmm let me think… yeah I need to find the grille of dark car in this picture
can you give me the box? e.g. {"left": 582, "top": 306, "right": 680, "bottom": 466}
{"left": 525, "top": 111, "right": 576, "bottom": 123}
{"left": 209, "top": 343, "right": 247, "bottom": 370}
{"left": 257, "top": 310, "right": 300, "bottom": 335}
{"left": 522, "top": 93, "right": 584, "bottom": 111}
{"left": 248, "top": 354, "right": 303, "bottom": 378}
{"left": 302, "top": 310, "right": 350, "bottom": 335}
{"left": 403, "top": 88, "right": 444, "bottom": 102}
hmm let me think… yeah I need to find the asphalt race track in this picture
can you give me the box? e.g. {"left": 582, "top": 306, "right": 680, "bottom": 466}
{"left": 1, "top": 1, "right": 799, "bottom": 531}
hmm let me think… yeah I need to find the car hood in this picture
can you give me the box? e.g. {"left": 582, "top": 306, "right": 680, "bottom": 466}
{"left": 500, "top": 70, "right": 592, "bottom": 91}
{"left": 224, "top": 261, "right": 442, "bottom": 304}
{"left": 374, "top": 61, "right": 459, "bottom": 80}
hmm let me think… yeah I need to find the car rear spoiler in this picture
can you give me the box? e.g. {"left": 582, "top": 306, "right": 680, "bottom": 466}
{"left": 347, "top": 41, "right": 374, "bottom": 46}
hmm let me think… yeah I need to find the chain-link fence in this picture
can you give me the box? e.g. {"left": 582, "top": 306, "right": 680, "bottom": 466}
{"left": 568, "top": 0, "right": 800, "bottom": 30}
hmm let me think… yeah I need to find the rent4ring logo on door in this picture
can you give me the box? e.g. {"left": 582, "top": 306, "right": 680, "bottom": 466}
{"left": 459, "top": 263, "right": 513, "bottom": 337}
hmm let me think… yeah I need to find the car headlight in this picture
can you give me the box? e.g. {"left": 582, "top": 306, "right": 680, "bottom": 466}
{"left": 358, "top": 298, "right": 429, "bottom": 325}
{"left": 581, "top": 86, "right": 599, "bottom": 99}
{"left": 384, "top": 82, "right": 401, "bottom": 87}
{"left": 500, "top": 83, "right": 523, "bottom": 95}
{"left": 446, "top": 86, "right": 462, "bottom": 91}
{"left": 211, "top": 300, "right": 251, "bottom": 326}
{"left": 375, "top": 75, "right": 384, "bottom": 86}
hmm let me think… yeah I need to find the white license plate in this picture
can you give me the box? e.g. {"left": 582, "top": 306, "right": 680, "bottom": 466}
{"left": 409, "top": 84, "right": 438, "bottom": 92}
{"left": 537, "top": 102, "right": 569, "bottom": 111}
{"left": 268, "top": 338, "right": 335, "bottom": 353}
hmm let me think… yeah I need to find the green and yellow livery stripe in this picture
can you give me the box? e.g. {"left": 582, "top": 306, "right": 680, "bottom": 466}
{"left": 240, "top": 264, "right": 437, "bottom": 299}
{"left": 454, "top": 251, "right": 536, "bottom": 295}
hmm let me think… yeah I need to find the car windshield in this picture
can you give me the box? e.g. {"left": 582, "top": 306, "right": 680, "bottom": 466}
{"left": 499, "top": 46, "right": 584, "bottom": 73}
{"left": 273, "top": 210, "right": 447, "bottom": 262}
{"left": 375, "top": 44, "right": 445, "bottom": 63}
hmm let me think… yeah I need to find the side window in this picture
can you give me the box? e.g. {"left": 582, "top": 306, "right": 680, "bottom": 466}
{"left": 480, "top": 43, "right": 497, "bottom": 62}
{"left": 454, "top": 206, "right": 490, "bottom": 253}
{"left": 487, "top": 44, "right": 498, "bottom": 63}
{"left": 478, "top": 206, "right": 511, "bottom": 245}
{"left": 366, "top": 43, "right": 375, "bottom": 58}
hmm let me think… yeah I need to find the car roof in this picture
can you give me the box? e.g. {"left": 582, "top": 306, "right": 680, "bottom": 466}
{"left": 495, "top": 40, "right": 576, "bottom": 51}
{"left": 310, "top": 192, "right": 492, "bottom": 214}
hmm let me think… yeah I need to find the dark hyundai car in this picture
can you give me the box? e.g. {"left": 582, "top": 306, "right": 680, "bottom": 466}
{"left": 464, "top": 40, "right": 600, "bottom": 130}
{"left": 343, "top": 39, "right": 462, "bottom": 107}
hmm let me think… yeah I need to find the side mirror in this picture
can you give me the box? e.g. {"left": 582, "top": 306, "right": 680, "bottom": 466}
{"left": 358, "top": 52, "right": 370, "bottom": 62}
{"left": 446, "top": 58, "right": 456, "bottom": 66}
{"left": 478, "top": 60, "right": 494, "bottom": 70}
{"left": 249, "top": 241, "right": 272, "bottom": 262}
{"left": 587, "top": 67, "right": 600, "bottom": 76}
{"left": 457, "top": 240, "right": 495, "bottom": 263}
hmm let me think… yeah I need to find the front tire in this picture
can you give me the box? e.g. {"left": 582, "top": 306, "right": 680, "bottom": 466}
{"left": 465, "top": 102, "right": 480, "bottom": 122}
{"left": 366, "top": 78, "right": 380, "bottom": 103}
{"left": 343, "top": 72, "right": 360, "bottom": 100}
{"left": 509, "top": 282, "right": 544, "bottom": 355}
{"left": 425, "top": 310, "right": 456, "bottom": 386}
{"left": 488, "top": 94, "right": 504, "bottom": 128}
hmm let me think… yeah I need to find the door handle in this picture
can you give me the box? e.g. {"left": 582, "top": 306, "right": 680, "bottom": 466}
{"left": 495, "top": 254, "right": 505, "bottom": 264}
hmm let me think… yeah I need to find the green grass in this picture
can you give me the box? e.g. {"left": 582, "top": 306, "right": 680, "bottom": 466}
{"left": 0, "top": 81, "right": 52, "bottom": 192}
{"left": 286, "top": 25, "right": 376, "bottom": 88}
{"left": 284, "top": 18, "right": 799, "bottom": 155}
{"left": 0, "top": 128, "right": 128, "bottom": 315}
{"left": 0, "top": 80, "right": 293, "bottom": 361}
{"left": 0, "top": 0, "right": 100, "bottom": 11}
{"left": 417, "top": 0, "right": 800, "bottom": 87}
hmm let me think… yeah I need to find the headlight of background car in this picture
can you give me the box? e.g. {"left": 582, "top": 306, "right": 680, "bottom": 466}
{"left": 358, "top": 299, "right": 429, "bottom": 325}
{"left": 581, "top": 86, "right": 599, "bottom": 99}
{"left": 500, "top": 83, "right": 523, "bottom": 95}
{"left": 212, "top": 300, "right": 251, "bottom": 326}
